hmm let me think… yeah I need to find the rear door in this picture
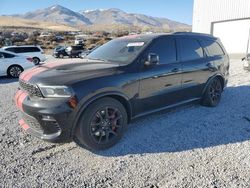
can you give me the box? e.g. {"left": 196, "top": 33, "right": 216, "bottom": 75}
{"left": 177, "top": 37, "right": 211, "bottom": 100}
{"left": 137, "top": 36, "right": 182, "bottom": 114}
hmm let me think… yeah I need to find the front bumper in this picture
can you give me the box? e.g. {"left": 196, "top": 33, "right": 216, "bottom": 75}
{"left": 15, "top": 90, "right": 74, "bottom": 142}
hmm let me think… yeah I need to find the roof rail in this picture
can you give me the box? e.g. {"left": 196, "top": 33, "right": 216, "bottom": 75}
{"left": 173, "top": 32, "right": 216, "bottom": 38}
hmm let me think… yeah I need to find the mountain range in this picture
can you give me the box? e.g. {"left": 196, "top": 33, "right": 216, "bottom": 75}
{"left": 9, "top": 5, "right": 191, "bottom": 31}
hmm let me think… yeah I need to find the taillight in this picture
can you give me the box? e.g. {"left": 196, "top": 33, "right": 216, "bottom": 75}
{"left": 26, "top": 57, "right": 33, "bottom": 62}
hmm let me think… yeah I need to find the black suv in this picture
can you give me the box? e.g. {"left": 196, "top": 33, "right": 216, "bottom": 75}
{"left": 15, "top": 33, "right": 229, "bottom": 150}
{"left": 65, "top": 45, "right": 84, "bottom": 58}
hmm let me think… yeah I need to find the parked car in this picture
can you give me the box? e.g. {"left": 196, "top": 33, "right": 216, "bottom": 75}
{"left": 80, "top": 45, "right": 100, "bottom": 58}
{"left": 65, "top": 45, "right": 84, "bottom": 58}
{"left": 15, "top": 32, "right": 229, "bottom": 150}
{"left": 53, "top": 46, "right": 68, "bottom": 58}
{"left": 1, "top": 45, "right": 46, "bottom": 65}
{"left": 0, "top": 50, "right": 34, "bottom": 78}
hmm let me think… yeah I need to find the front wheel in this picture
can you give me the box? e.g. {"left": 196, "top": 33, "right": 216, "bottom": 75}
{"left": 74, "top": 97, "right": 128, "bottom": 151}
{"left": 202, "top": 77, "right": 223, "bottom": 107}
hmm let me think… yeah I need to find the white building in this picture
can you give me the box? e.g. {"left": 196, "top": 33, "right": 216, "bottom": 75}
{"left": 192, "top": 0, "right": 250, "bottom": 57}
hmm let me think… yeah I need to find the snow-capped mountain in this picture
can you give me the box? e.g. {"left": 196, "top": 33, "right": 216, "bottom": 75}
{"left": 20, "top": 5, "right": 91, "bottom": 26}
{"left": 12, "top": 5, "right": 190, "bottom": 31}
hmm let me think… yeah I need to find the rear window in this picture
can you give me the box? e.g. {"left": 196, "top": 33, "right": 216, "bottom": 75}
{"left": 179, "top": 38, "right": 204, "bottom": 61}
{"left": 201, "top": 40, "right": 225, "bottom": 57}
{"left": 72, "top": 46, "right": 83, "bottom": 50}
{"left": 0, "top": 52, "right": 15, "bottom": 58}
{"left": 3, "top": 52, "right": 15, "bottom": 58}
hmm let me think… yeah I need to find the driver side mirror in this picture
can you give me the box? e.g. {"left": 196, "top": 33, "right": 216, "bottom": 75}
{"left": 144, "top": 53, "right": 159, "bottom": 66}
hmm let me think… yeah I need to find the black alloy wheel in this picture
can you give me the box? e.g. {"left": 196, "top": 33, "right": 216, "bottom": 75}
{"left": 74, "top": 97, "right": 128, "bottom": 150}
{"left": 202, "top": 77, "right": 222, "bottom": 107}
{"left": 90, "top": 107, "right": 122, "bottom": 144}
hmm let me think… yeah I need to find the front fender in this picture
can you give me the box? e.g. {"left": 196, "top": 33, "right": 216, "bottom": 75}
{"left": 70, "top": 89, "right": 132, "bottom": 136}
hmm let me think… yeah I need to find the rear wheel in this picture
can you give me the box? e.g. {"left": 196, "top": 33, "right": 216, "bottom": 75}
{"left": 74, "top": 97, "right": 128, "bottom": 150}
{"left": 33, "top": 57, "right": 40, "bottom": 65}
{"left": 202, "top": 77, "right": 223, "bottom": 107}
{"left": 7, "top": 65, "right": 23, "bottom": 78}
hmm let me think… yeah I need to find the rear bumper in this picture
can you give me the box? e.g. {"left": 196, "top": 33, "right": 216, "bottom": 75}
{"left": 15, "top": 90, "right": 74, "bottom": 142}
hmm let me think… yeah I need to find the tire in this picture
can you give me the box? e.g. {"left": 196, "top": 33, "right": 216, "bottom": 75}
{"left": 74, "top": 97, "right": 128, "bottom": 151}
{"left": 201, "top": 77, "right": 223, "bottom": 107}
{"left": 59, "top": 54, "right": 64, "bottom": 58}
{"left": 7, "top": 65, "right": 23, "bottom": 78}
{"left": 33, "top": 57, "right": 40, "bottom": 65}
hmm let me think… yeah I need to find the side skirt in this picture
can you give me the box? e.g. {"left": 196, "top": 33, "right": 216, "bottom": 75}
{"left": 132, "top": 97, "right": 201, "bottom": 120}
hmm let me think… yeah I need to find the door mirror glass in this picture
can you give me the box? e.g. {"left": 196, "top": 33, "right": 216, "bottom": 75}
{"left": 145, "top": 53, "right": 159, "bottom": 66}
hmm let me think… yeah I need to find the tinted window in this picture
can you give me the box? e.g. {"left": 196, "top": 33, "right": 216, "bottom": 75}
{"left": 0, "top": 52, "right": 4, "bottom": 58}
{"left": 147, "top": 37, "right": 177, "bottom": 64}
{"left": 201, "top": 40, "right": 224, "bottom": 56}
{"left": 179, "top": 38, "right": 203, "bottom": 61}
{"left": 10, "top": 47, "right": 41, "bottom": 53}
{"left": 72, "top": 46, "right": 83, "bottom": 50}
{"left": 5, "top": 48, "right": 16, "bottom": 53}
{"left": 3, "top": 52, "right": 15, "bottom": 58}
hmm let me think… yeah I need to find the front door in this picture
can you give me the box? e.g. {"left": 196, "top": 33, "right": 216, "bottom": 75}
{"left": 137, "top": 36, "right": 183, "bottom": 114}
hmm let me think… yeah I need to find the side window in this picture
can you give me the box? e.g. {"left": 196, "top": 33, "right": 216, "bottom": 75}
{"left": 5, "top": 48, "right": 16, "bottom": 53}
{"left": 179, "top": 38, "right": 203, "bottom": 61}
{"left": 201, "top": 40, "right": 224, "bottom": 57}
{"left": 14, "top": 48, "right": 23, "bottom": 53}
{"left": 29, "top": 47, "right": 40, "bottom": 52}
{"left": 0, "top": 52, "right": 4, "bottom": 58}
{"left": 3, "top": 52, "right": 15, "bottom": 58}
{"left": 147, "top": 37, "right": 177, "bottom": 64}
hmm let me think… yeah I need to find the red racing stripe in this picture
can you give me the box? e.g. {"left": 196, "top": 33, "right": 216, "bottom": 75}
{"left": 22, "top": 67, "right": 47, "bottom": 81}
{"left": 21, "top": 60, "right": 83, "bottom": 81}
{"left": 19, "top": 119, "right": 30, "bottom": 131}
{"left": 15, "top": 90, "right": 28, "bottom": 111}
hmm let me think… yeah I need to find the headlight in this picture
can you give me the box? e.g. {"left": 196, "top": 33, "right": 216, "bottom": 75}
{"left": 39, "top": 85, "right": 74, "bottom": 98}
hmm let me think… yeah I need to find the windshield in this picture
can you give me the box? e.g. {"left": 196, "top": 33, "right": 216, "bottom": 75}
{"left": 87, "top": 39, "right": 147, "bottom": 64}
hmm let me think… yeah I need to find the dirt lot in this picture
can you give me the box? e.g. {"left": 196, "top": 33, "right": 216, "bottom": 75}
{"left": 0, "top": 60, "right": 250, "bottom": 188}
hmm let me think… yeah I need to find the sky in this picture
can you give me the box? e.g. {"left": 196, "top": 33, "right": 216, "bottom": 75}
{"left": 0, "top": 0, "right": 194, "bottom": 24}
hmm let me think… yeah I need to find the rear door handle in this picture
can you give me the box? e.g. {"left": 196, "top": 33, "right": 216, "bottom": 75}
{"left": 171, "top": 68, "right": 180, "bottom": 72}
{"left": 206, "top": 62, "right": 217, "bottom": 71}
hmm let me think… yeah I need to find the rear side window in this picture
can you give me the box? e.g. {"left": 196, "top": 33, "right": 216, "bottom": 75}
{"left": 179, "top": 38, "right": 203, "bottom": 61}
{"left": 201, "top": 40, "right": 224, "bottom": 57}
{"left": 1, "top": 52, "right": 15, "bottom": 58}
{"left": 147, "top": 37, "right": 177, "bottom": 64}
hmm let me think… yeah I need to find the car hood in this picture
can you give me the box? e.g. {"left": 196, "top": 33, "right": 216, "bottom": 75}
{"left": 19, "top": 58, "right": 121, "bottom": 85}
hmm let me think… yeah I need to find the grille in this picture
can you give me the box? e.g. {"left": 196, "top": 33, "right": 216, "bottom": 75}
{"left": 22, "top": 113, "right": 43, "bottom": 133}
{"left": 22, "top": 113, "right": 61, "bottom": 135}
{"left": 19, "top": 80, "right": 43, "bottom": 98}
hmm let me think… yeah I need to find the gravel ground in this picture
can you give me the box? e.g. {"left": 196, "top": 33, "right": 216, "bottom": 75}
{"left": 1, "top": 60, "right": 250, "bottom": 188}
